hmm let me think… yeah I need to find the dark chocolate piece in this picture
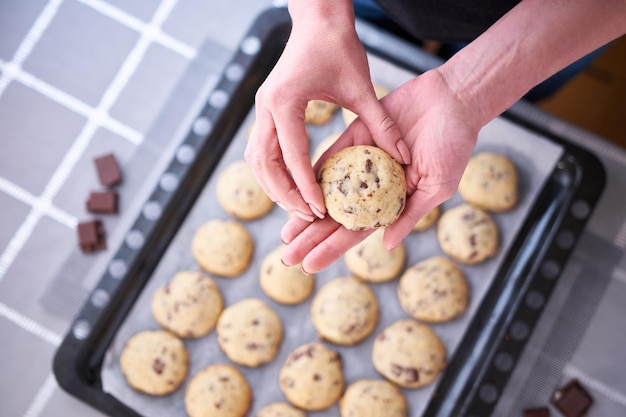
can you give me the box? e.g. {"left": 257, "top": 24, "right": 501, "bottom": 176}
{"left": 77, "top": 220, "right": 106, "bottom": 253}
{"left": 86, "top": 191, "right": 118, "bottom": 214}
{"left": 524, "top": 407, "right": 550, "bottom": 417}
{"left": 552, "top": 379, "right": 593, "bottom": 417}
{"left": 94, "top": 153, "right": 122, "bottom": 187}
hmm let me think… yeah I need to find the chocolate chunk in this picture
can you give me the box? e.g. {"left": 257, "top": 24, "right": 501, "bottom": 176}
{"left": 86, "top": 191, "right": 118, "bottom": 214}
{"left": 524, "top": 408, "right": 550, "bottom": 417}
{"left": 152, "top": 358, "right": 165, "bottom": 374}
{"left": 552, "top": 379, "right": 593, "bottom": 417}
{"left": 94, "top": 153, "right": 122, "bottom": 187}
{"left": 77, "top": 220, "right": 106, "bottom": 253}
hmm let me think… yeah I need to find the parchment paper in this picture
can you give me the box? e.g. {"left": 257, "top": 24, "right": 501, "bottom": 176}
{"left": 102, "top": 54, "right": 564, "bottom": 417}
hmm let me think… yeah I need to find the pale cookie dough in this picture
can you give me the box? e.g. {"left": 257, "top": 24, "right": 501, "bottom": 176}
{"left": 279, "top": 343, "right": 344, "bottom": 411}
{"left": 372, "top": 319, "right": 446, "bottom": 388}
{"left": 412, "top": 205, "right": 441, "bottom": 232}
{"left": 151, "top": 271, "right": 223, "bottom": 338}
{"left": 342, "top": 84, "right": 389, "bottom": 126}
{"left": 312, "top": 132, "right": 340, "bottom": 165}
{"left": 305, "top": 100, "right": 339, "bottom": 125}
{"left": 119, "top": 330, "right": 189, "bottom": 396}
{"left": 344, "top": 228, "right": 406, "bottom": 283}
{"left": 340, "top": 379, "right": 407, "bottom": 417}
{"left": 311, "top": 276, "right": 379, "bottom": 345}
{"left": 256, "top": 402, "right": 307, "bottom": 417}
{"left": 458, "top": 152, "right": 518, "bottom": 212}
{"left": 216, "top": 298, "right": 283, "bottom": 367}
{"left": 318, "top": 145, "right": 406, "bottom": 231}
{"left": 260, "top": 245, "right": 315, "bottom": 305}
{"left": 191, "top": 219, "right": 254, "bottom": 277}
{"left": 216, "top": 160, "right": 274, "bottom": 220}
{"left": 437, "top": 204, "right": 499, "bottom": 265}
{"left": 398, "top": 256, "right": 469, "bottom": 323}
{"left": 185, "top": 364, "right": 252, "bottom": 417}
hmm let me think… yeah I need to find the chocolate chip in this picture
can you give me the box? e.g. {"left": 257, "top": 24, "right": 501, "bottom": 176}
{"left": 77, "top": 220, "right": 106, "bottom": 253}
{"left": 390, "top": 363, "right": 402, "bottom": 377}
{"left": 153, "top": 358, "right": 165, "bottom": 374}
{"left": 365, "top": 159, "right": 373, "bottom": 173}
{"left": 313, "top": 373, "right": 322, "bottom": 381}
{"left": 405, "top": 368, "right": 419, "bottom": 383}
{"left": 360, "top": 181, "right": 368, "bottom": 189}
{"left": 552, "top": 379, "right": 593, "bottom": 417}
{"left": 86, "top": 191, "right": 118, "bottom": 214}
{"left": 94, "top": 153, "right": 122, "bottom": 187}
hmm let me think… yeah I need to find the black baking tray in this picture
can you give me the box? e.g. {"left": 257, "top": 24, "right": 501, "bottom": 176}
{"left": 53, "top": 7, "right": 606, "bottom": 417}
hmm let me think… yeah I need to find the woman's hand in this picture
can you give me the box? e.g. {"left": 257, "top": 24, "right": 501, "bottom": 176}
{"left": 280, "top": 69, "right": 482, "bottom": 273}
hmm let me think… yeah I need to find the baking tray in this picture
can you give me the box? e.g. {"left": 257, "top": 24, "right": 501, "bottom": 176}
{"left": 53, "top": 7, "right": 606, "bottom": 417}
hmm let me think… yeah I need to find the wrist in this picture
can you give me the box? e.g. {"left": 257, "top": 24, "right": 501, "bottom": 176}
{"left": 288, "top": 0, "right": 355, "bottom": 28}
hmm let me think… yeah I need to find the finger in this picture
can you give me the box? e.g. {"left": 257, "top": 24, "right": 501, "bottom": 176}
{"left": 281, "top": 216, "right": 342, "bottom": 267}
{"left": 301, "top": 226, "right": 375, "bottom": 273}
{"left": 274, "top": 108, "right": 326, "bottom": 219}
{"left": 280, "top": 215, "right": 311, "bottom": 244}
{"left": 384, "top": 188, "right": 440, "bottom": 250}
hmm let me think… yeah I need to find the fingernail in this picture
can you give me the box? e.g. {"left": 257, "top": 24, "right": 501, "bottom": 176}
{"left": 300, "top": 264, "right": 311, "bottom": 275}
{"left": 309, "top": 203, "right": 326, "bottom": 219}
{"left": 293, "top": 209, "right": 315, "bottom": 222}
{"left": 397, "top": 140, "right": 411, "bottom": 165}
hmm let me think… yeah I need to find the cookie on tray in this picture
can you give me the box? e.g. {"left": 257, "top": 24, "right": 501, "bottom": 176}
{"left": 437, "top": 204, "right": 499, "bottom": 265}
{"left": 372, "top": 319, "right": 446, "bottom": 388}
{"left": 216, "top": 160, "right": 274, "bottom": 220}
{"left": 342, "top": 84, "right": 389, "bottom": 126}
{"left": 185, "top": 364, "right": 252, "bottom": 417}
{"left": 216, "top": 298, "right": 283, "bottom": 367}
{"left": 256, "top": 402, "right": 307, "bottom": 417}
{"left": 344, "top": 227, "right": 406, "bottom": 283}
{"left": 311, "top": 276, "right": 379, "bottom": 345}
{"left": 279, "top": 343, "right": 344, "bottom": 411}
{"left": 151, "top": 270, "right": 223, "bottom": 338}
{"left": 305, "top": 100, "right": 339, "bottom": 125}
{"left": 119, "top": 329, "right": 189, "bottom": 396}
{"left": 191, "top": 219, "right": 254, "bottom": 277}
{"left": 340, "top": 379, "right": 407, "bottom": 417}
{"left": 398, "top": 256, "right": 469, "bottom": 323}
{"left": 312, "top": 132, "right": 340, "bottom": 165}
{"left": 412, "top": 205, "right": 441, "bottom": 232}
{"left": 259, "top": 245, "right": 315, "bottom": 305}
{"left": 318, "top": 145, "right": 406, "bottom": 231}
{"left": 458, "top": 152, "right": 518, "bottom": 212}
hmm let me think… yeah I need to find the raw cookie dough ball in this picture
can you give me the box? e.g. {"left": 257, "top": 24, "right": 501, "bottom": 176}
{"left": 398, "top": 256, "right": 469, "bottom": 323}
{"left": 340, "top": 379, "right": 407, "bottom": 417}
{"left": 318, "top": 145, "right": 406, "bottom": 231}
{"left": 344, "top": 228, "right": 406, "bottom": 283}
{"left": 260, "top": 245, "right": 315, "bottom": 305}
{"left": 311, "top": 276, "right": 379, "bottom": 345}
{"left": 279, "top": 343, "right": 344, "bottom": 411}
{"left": 458, "top": 152, "right": 518, "bottom": 212}
{"left": 437, "top": 204, "right": 499, "bottom": 265}
{"left": 119, "top": 330, "right": 189, "bottom": 396}
{"left": 191, "top": 219, "right": 254, "bottom": 277}
{"left": 216, "top": 160, "right": 274, "bottom": 220}
{"left": 412, "top": 205, "right": 441, "bottom": 232}
{"left": 305, "top": 100, "right": 339, "bottom": 125}
{"left": 256, "top": 402, "right": 308, "bottom": 417}
{"left": 185, "top": 364, "right": 252, "bottom": 417}
{"left": 372, "top": 319, "right": 446, "bottom": 389}
{"left": 151, "top": 271, "right": 223, "bottom": 338}
{"left": 342, "top": 84, "right": 389, "bottom": 126}
{"left": 216, "top": 298, "right": 283, "bottom": 367}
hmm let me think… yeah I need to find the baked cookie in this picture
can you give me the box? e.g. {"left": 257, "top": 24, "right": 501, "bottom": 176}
{"left": 344, "top": 228, "right": 406, "bottom": 283}
{"left": 340, "top": 379, "right": 407, "bottom": 417}
{"left": 318, "top": 145, "right": 406, "bottom": 230}
{"left": 437, "top": 204, "right": 499, "bottom": 265}
{"left": 398, "top": 256, "right": 469, "bottom": 323}
{"left": 310, "top": 276, "right": 379, "bottom": 345}
{"left": 312, "top": 132, "right": 340, "bottom": 165}
{"left": 279, "top": 343, "right": 344, "bottom": 411}
{"left": 216, "top": 160, "right": 274, "bottom": 220}
{"left": 256, "top": 402, "right": 307, "bottom": 417}
{"left": 372, "top": 319, "right": 446, "bottom": 388}
{"left": 259, "top": 245, "right": 315, "bottom": 305}
{"left": 191, "top": 219, "right": 254, "bottom": 277}
{"left": 216, "top": 298, "right": 283, "bottom": 367}
{"left": 185, "top": 364, "right": 252, "bottom": 417}
{"left": 342, "top": 84, "right": 389, "bottom": 126}
{"left": 412, "top": 205, "right": 441, "bottom": 232}
{"left": 458, "top": 152, "right": 518, "bottom": 212}
{"left": 305, "top": 100, "right": 339, "bottom": 125}
{"left": 119, "top": 330, "right": 189, "bottom": 396}
{"left": 151, "top": 271, "right": 223, "bottom": 338}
